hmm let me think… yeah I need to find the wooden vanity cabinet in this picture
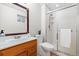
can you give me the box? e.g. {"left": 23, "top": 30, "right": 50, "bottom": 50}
{"left": 0, "top": 39, "right": 37, "bottom": 56}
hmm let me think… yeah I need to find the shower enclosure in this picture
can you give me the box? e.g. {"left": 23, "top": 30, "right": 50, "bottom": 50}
{"left": 45, "top": 3, "right": 79, "bottom": 56}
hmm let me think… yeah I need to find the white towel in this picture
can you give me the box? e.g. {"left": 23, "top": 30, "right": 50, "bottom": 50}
{"left": 60, "top": 29, "right": 71, "bottom": 48}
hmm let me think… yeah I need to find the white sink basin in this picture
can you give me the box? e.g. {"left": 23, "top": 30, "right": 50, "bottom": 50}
{"left": 40, "top": 42, "right": 54, "bottom": 52}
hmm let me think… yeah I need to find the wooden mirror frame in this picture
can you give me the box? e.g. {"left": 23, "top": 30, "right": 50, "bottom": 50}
{"left": 5, "top": 3, "right": 29, "bottom": 36}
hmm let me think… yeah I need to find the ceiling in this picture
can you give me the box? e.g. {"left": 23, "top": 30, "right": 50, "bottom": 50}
{"left": 46, "top": 3, "right": 78, "bottom": 11}
{"left": 18, "top": 3, "right": 78, "bottom": 11}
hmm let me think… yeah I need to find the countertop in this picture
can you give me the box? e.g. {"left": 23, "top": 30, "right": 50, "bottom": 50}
{"left": 0, "top": 37, "right": 37, "bottom": 50}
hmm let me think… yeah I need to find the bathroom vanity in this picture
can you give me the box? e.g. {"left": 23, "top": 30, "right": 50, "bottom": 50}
{"left": 0, "top": 37, "right": 37, "bottom": 56}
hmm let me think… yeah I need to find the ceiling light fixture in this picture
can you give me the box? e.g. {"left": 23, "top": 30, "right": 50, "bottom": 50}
{"left": 56, "top": 4, "right": 59, "bottom": 7}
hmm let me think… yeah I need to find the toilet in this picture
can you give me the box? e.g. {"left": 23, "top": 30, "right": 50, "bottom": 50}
{"left": 35, "top": 35, "right": 54, "bottom": 56}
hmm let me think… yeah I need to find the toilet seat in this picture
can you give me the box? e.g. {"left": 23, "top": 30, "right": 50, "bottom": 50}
{"left": 40, "top": 42, "right": 54, "bottom": 52}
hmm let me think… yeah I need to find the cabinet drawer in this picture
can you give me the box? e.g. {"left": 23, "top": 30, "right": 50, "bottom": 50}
{"left": 28, "top": 40, "right": 37, "bottom": 47}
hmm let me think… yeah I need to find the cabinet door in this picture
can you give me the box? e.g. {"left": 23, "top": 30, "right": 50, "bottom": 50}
{"left": 1, "top": 43, "right": 28, "bottom": 56}
{"left": 0, "top": 52, "right": 2, "bottom": 56}
{"left": 28, "top": 40, "right": 37, "bottom": 56}
{"left": 28, "top": 47, "right": 37, "bottom": 56}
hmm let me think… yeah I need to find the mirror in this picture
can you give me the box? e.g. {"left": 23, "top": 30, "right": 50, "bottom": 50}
{"left": 0, "top": 3, "right": 29, "bottom": 36}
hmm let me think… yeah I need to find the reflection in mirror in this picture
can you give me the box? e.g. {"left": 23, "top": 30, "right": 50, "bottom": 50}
{"left": 0, "top": 3, "right": 29, "bottom": 36}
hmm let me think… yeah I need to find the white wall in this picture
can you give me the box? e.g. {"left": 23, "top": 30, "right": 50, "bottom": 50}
{"left": 76, "top": 4, "right": 79, "bottom": 56}
{"left": 41, "top": 4, "right": 47, "bottom": 41}
{"left": 26, "top": 3, "right": 41, "bottom": 35}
